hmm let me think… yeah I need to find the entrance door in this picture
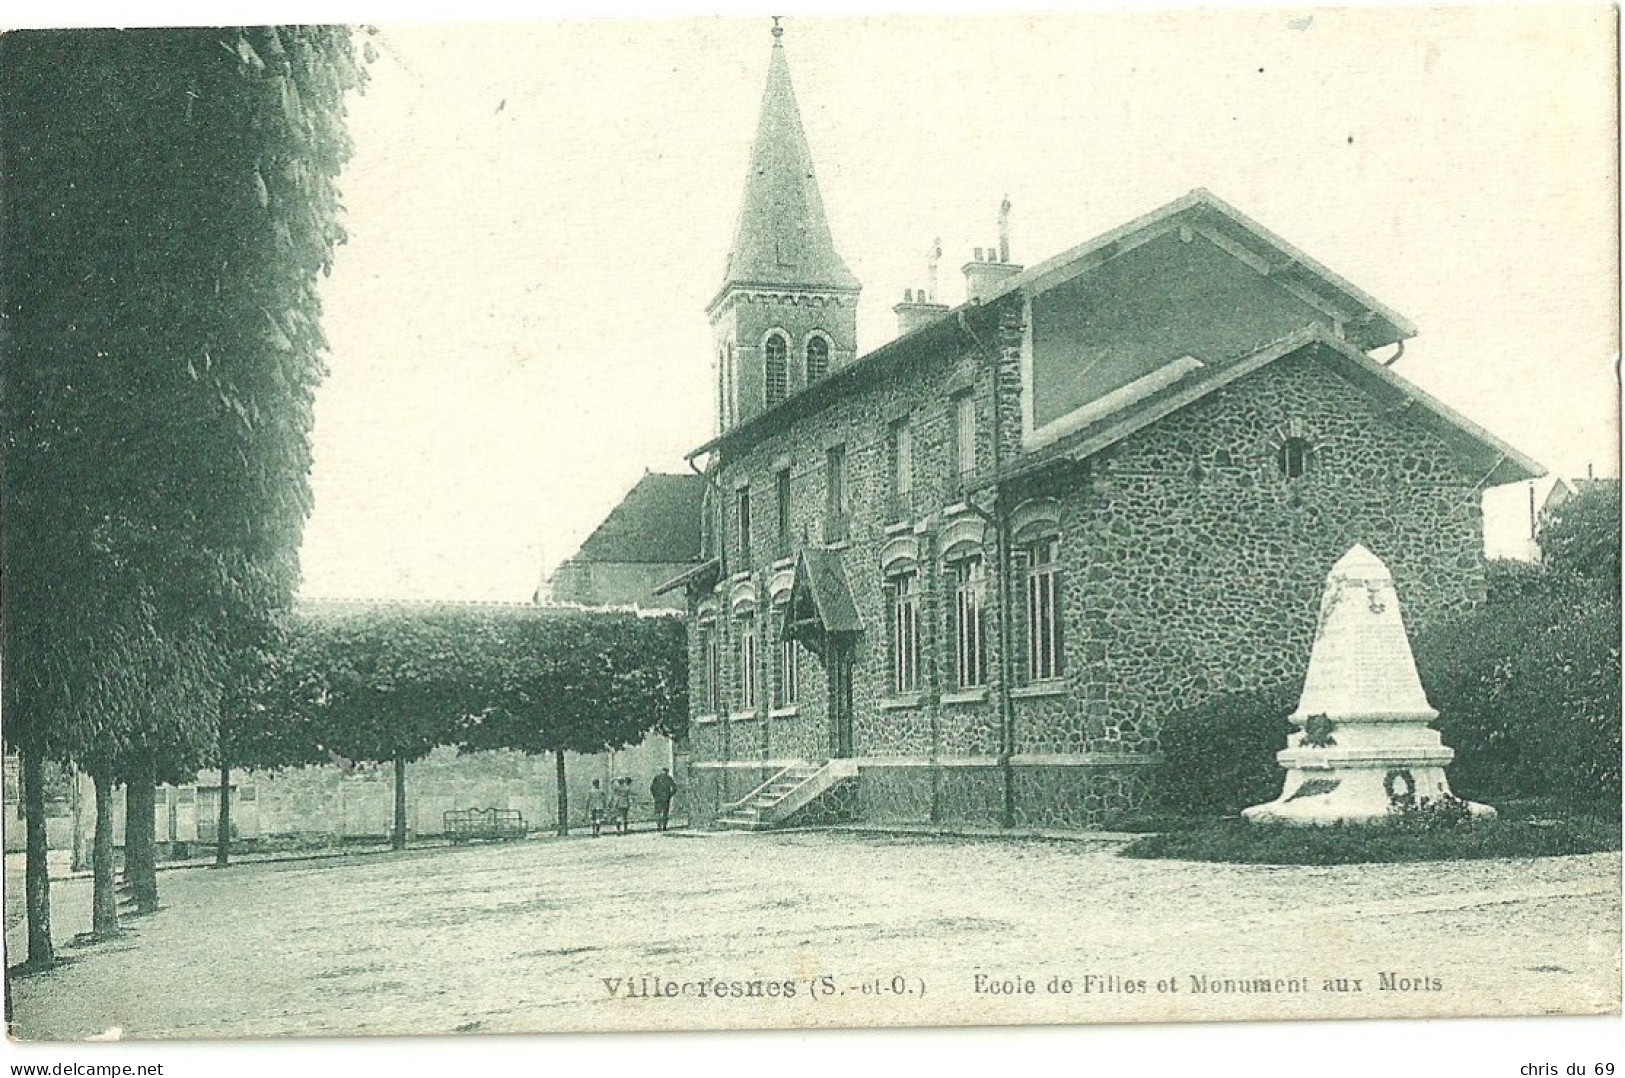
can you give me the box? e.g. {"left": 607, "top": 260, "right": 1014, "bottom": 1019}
{"left": 828, "top": 640, "right": 854, "bottom": 758}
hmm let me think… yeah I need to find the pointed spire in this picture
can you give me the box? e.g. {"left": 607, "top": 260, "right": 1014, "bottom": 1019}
{"left": 717, "top": 23, "right": 860, "bottom": 299}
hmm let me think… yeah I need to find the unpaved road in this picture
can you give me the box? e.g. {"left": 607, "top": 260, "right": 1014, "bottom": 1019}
{"left": 6, "top": 830, "right": 1619, "bottom": 1039}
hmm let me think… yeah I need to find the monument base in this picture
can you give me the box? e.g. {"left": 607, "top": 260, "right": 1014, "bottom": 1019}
{"left": 1242, "top": 755, "right": 1496, "bottom": 826}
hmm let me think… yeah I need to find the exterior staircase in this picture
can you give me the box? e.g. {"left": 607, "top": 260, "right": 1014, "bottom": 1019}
{"left": 714, "top": 761, "right": 857, "bottom": 831}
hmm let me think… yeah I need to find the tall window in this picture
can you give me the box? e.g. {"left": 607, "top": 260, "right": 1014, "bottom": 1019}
{"left": 765, "top": 332, "right": 789, "bottom": 407}
{"left": 775, "top": 468, "right": 792, "bottom": 557}
{"left": 736, "top": 486, "right": 752, "bottom": 564}
{"left": 952, "top": 392, "right": 978, "bottom": 483}
{"left": 738, "top": 617, "right": 758, "bottom": 711}
{"left": 825, "top": 445, "right": 847, "bottom": 542}
{"left": 1022, "top": 536, "right": 1063, "bottom": 682}
{"left": 772, "top": 610, "right": 800, "bottom": 709}
{"left": 950, "top": 555, "right": 987, "bottom": 689}
{"left": 887, "top": 570, "right": 921, "bottom": 696}
{"left": 806, "top": 335, "right": 830, "bottom": 382}
{"left": 888, "top": 418, "right": 913, "bottom": 522}
{"left": 702, "top": 624, "right": 720, "bottom": 715}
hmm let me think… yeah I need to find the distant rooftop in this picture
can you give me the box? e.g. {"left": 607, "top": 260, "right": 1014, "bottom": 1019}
{"left": 567, "top": 472, "right": 706, "bottom": 566}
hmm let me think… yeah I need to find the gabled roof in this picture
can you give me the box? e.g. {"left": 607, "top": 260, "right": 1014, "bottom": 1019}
{"left": 689, "top": 189, "right": 1418, "bottom": 462}
{"left": 994, "top": 325, "right": 1543, "bottom": 489}
{"left": 710, "top": 32, "right": 860, "bottom": 310}
{"left": 1008, "top": 188, "right": 1416, "bottom": 349}
{"left": 566, "top": 472, "right": 706, "bottom": 566}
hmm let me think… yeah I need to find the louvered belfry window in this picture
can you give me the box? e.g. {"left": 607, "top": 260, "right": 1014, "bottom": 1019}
{"left": 806, "top": 335, "right": 829, "bottom": 382}
{"left": 765, "top": 333, "right": 789, "bottom": 406}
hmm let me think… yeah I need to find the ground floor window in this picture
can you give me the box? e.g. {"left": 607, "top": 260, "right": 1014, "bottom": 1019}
{"left": 1022, "top": 536, "right": 1063, "bottom": 682}
{"left": 950, "top": 555, "right": 987, "bottom": 689}
{"left": 701, "top": 624, "right": 720, "bottom": 714}
{"left": 737, "top": 617, "right": 758, "bottom": 711}
{"left": 772, "top": 610, "right": 800, "bottom": 709}
{"left": 887, "top": 569, "right": 921, "bottom": 695}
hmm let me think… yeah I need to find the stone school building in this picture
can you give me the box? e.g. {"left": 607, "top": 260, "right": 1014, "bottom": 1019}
{"left": 658, "top": 30, "right": 1540, "bottom": 831}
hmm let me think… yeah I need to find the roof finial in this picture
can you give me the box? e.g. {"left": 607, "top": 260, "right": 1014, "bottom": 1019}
{"left": 771, "top": 16, "right": 784, "bottom": 39}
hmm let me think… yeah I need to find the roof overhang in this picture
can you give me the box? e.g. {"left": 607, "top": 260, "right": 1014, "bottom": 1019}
{"left": 652, "top": 558, "right": 721, "bottom": 598}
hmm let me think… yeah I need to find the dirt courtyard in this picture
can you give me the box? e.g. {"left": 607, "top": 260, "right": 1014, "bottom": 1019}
{"left": 5, "top": 829, "right": 1619, "bottom": 1039}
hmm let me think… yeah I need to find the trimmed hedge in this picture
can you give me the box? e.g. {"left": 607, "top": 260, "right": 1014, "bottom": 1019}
{"left": 1119, "top": 814, "right": 1621, "bottom": 865}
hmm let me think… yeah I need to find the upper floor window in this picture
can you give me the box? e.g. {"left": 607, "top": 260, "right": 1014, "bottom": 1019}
{"left": 736, "top": 486, "right": 752, "bottom": 564}
{"left": 888, "top": 418, "right": 913, "bottom": 522}
{"left": 1278, "top": 436, "right": 1311, "bottom": 481}
{"left": 774, "top": 467, "right": 792, "bottom": 558}
{"left": 952, "top": 391, "right": 978, "bottom": 483}
{"left": 886, "top": 568, "right": 921, "bottom": 696}
{"left": 806, "top": 335, "right": 830, "bottom": 383}
{"left": 825, "top": 445, "right": 848, "bottom": 542}
{"left": 949, "top": 555, "right": 988, "bottom": 689}
{"left": 1019, "top": 535, "right": 1063, "bottom": 683}
{"left": 764, "top": 332, "right": 790, "bottom": 407}
{"left": 700, "top": 485, "right": 716, "bottom": 559}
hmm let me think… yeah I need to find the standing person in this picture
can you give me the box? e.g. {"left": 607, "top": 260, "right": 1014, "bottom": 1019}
{"left": 650, "top": 768, "right": 677, "bottom": 832}
{"left": 611, "top": 777, "right": 632, "bottom": 835}
{"left": 586, "top": 779, "right": 608, "bottom": 838}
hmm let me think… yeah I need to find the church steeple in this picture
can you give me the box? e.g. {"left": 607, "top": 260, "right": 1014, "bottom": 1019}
{"left": 710, "top": 22, "right": 861, "bottom": 433}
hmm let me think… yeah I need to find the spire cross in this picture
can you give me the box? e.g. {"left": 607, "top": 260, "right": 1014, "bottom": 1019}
{"left": 771, "top": 16, "right": 784, "bottom": 39}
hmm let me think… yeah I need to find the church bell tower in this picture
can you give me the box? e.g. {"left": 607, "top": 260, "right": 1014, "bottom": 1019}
{"left": 709, "top": 22, "right": 861, "bottom": 434}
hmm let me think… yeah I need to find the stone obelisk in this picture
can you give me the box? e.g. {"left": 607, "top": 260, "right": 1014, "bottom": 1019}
{"left": 1242, "top": 544, "right": 1492, "bottom": 825}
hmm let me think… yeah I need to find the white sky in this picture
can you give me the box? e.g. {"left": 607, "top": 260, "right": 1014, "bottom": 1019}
{"left": 293, "top": 8, "right": 1619, "bottom": 601}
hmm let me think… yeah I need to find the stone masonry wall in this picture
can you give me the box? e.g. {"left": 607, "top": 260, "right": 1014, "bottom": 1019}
{"left": 1009, "top": 347, "right": 1488, "bottom": 757}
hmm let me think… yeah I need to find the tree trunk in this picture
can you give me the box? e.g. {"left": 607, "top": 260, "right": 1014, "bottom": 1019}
{"left": 391, "top": 755, "right": 407, "bottom": 850}
{"left": 554, "top": 750, "right": 569, "bottom": 837}
{"left": 214, "top": 761, "right": 232, "bottom": 868}
{"left": 124, "top": 753, "right": 158, "bottom": 914}
{"left": 21, "top": 745, "right": 55, "bottom": 969}
{"left": 90, "top": 771, "right": 120, "bottom": 940}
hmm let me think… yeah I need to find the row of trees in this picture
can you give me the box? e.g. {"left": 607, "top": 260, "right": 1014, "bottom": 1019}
{"left": 2, "top": 28, "right": 368, "bottom": 970}
{"left": 252, "top": 603, "right": 688, "bottom": 852}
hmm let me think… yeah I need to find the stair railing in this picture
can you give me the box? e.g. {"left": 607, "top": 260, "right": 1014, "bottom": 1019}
{"left": 719, "top": 764, "right": 795, "bottom": 816}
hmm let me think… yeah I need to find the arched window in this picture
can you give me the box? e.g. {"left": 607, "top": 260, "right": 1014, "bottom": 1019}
{"left": 885, "top": 564, "right": 921, "bottom": 697}
{"left": 806, "top": 335, "right": 830, "bottom": 383}
{"left": 948, "top": 552, "right": 987, "bottom": 689}
{"left": 764, "top": 332, "right": 789, "bottom": 407}
{"left": 1278, "top": 436, "right": 1310, "bottom": 480}
{"left": 1011, "top": 502, "right": 1064, "bottom": 685}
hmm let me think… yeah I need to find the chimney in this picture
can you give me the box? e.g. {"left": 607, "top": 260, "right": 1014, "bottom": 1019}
{"left": 962, "top": 198, "right": 1023, "bottom": 304}
{"left": 894, "top": 287, "right": 950, "bottom": 337}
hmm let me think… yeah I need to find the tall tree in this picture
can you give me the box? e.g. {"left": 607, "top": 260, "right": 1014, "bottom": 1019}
{"left": 1, "top": 27, "right": 365, "bottom": 964}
